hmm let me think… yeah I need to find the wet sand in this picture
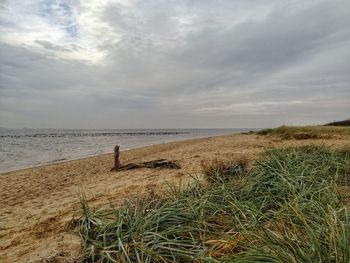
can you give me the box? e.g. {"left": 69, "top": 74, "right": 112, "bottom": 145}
{"left": 0, "top": 133, "right": 349, "bottom": 262}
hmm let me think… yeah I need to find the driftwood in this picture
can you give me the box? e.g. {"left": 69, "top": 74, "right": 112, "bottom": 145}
{"left": 112, "top": 159, "right": 181, "bottom": 171}
{"left": 113, "top": 145, "right": 121, "bottom": 171}
{"left": 110, "top": 145, "right": 181, "bottom": 171}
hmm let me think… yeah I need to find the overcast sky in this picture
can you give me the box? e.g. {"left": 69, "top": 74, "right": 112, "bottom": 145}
{"left": 0, "top": 0, "right": 349, "bottom": 129}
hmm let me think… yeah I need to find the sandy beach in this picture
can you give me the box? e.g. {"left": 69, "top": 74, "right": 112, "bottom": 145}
{"left": 1, "top": 132, "right": 349, "bottom": 262}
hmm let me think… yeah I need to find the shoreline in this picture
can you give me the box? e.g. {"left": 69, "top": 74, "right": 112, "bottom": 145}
{"left": 0, "top": 132, "right": 239, "bottom": 175}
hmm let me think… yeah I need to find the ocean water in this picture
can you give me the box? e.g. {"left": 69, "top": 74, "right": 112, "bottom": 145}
{"left": 0, "top": 128, "right": 252, "bottom": 173}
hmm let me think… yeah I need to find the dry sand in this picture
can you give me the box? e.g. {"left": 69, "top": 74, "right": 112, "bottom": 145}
{"left": 0, "top": 133, "right": 349, "bottom": 262}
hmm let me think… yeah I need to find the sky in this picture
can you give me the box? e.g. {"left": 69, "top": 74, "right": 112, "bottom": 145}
{"left": 0, "top": 0, "right": 349, "bottom": 129}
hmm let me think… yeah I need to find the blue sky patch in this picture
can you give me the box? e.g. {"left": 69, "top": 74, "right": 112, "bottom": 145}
{"left": 39, "top": 0, "right": 78, "bottom": 38}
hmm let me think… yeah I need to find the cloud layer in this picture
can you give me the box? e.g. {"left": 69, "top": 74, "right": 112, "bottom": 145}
{"left": 1, "top": 0, "right": 349, "bottom": 128}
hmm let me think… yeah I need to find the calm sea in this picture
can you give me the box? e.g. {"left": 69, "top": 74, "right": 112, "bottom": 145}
{"left": 0, "top": 128, "right": 252, "bottom": 173}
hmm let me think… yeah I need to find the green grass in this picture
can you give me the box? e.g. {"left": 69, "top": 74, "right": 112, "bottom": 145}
{"left": 230, "top": 146, "right": 350, "bottom": 262}
{"left": 256, "top": 125, "right": 350, "bottom": 139}
{"left": 326, "top": 119, "right": 350, "bottom": 127}
{"left": 75, "top": 146, "right": 350, "bottom": 262}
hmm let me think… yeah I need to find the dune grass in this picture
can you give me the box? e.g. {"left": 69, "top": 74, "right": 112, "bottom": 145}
{"left": 75, "top": 145, "right": 350, "bottom": 262}
{"left": 256, "top": 125, "right": 350, "bottom": 139}
{"left": 326, "top": 119, "right": 350, "bottom": 127}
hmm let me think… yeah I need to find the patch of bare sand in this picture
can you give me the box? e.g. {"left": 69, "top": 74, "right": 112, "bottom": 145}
{"left": 0, "top": 133, "right": 349, "bottom": 262}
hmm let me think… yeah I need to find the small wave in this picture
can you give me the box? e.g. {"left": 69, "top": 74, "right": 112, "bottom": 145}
{"left": 50, "top": 158, "right": 67, "bottom": 163}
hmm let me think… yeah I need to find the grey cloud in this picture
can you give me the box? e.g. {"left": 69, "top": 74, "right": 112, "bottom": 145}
{"left": 1, "top": 0, "right": 349, "bottom": 128}
{"left": 176, "top": 0, "right": 350, "bottom": 77}
{"left": 34, "top": 40, "right": 83, "bottom": 52}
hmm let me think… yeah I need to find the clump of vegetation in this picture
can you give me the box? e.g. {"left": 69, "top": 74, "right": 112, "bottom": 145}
{"left": 256, "top": 125, "right": 350, "bottom": 140}
{"left": 255, "top": 128, "right": 274, "bottom": 136}
{"left": 75, "top": 146, "right": 350, "bottom": 262}
{"left": 326, "top": 118, "right": 350, "bottom": 127}
{"left": 201, "top": 158, "right": 248, "bottom": 183}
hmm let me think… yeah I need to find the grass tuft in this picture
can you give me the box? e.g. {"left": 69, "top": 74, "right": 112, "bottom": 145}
{"left": 202, "top": 158, "right": 248, "bottom": 183}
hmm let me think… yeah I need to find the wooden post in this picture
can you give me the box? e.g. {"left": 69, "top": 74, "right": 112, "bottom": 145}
{"left": 114, "top": 145, "right": 120, "bottom": 171}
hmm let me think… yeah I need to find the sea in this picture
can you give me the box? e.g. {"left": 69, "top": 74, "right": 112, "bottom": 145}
{"left": 0, "top": 128, "right": 254, "bottom": 173}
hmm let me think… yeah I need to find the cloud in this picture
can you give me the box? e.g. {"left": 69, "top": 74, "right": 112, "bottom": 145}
{"left": 0, "top": 0, "right": 349, "bottom": 128}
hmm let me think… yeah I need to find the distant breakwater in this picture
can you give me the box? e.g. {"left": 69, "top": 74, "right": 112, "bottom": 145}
{"left": 0, "top": 131, "right": 190, "bottom": 138}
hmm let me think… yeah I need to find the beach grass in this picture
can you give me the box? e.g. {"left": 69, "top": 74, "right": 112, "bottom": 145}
{"left": 75, "top": 145, "right": 350, "bottom": 262}
{"left": 326, "top": 119, "right": 350, "bottom": 127}
{"left": 256, "top": 125, "right": 350, "bottom": 139}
